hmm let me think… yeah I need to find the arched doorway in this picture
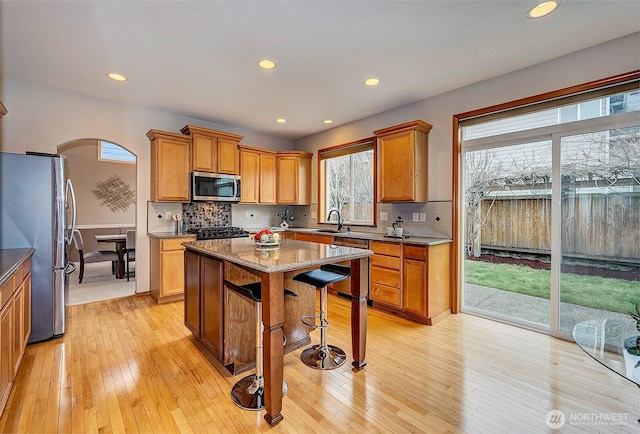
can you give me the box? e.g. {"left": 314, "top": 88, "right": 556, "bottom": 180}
{"left": 58, "top": 138, "right": 137, "bottom": 305}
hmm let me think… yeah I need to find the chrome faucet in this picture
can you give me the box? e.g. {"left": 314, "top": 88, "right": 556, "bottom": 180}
{"left": 327, "top": 208, "right": 343, "bottom": 231}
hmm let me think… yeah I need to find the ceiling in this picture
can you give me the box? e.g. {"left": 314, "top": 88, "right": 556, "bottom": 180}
{"left": 2, "top": 1, "right": 639, "bottom": 140}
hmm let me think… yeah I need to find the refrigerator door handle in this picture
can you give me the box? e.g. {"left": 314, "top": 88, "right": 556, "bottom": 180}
{"left": 66, "top": 179, "right": 77, "bottom": 245}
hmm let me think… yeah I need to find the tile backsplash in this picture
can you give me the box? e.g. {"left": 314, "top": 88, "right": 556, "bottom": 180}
{"left": 149, "top": 200, "right": 451, "bottom": 239}
{"left": 182, "top": 202, "right": 231, "bottom": 231}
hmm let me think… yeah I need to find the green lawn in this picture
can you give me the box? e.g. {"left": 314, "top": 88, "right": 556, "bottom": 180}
{"left": 465, "top": 260, "right": 640, "bottom": 314}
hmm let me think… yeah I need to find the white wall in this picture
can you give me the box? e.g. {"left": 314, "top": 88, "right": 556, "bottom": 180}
{"left": 61, "top": 140, "right": 137, "bottom": 226}
{"left": 0, "top": 79, "right": 292, "bottom": 294}
{"left": 293, "top": 33, "right": 640, "bottom": 203}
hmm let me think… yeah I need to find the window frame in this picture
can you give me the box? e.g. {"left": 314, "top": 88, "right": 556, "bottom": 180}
{"left": 318, "top": 136, "right": 377, "bottom": 227}
{"left": 98, "top": 141, "right": 136, "bottom": 164}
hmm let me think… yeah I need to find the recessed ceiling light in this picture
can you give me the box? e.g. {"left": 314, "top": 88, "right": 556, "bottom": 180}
{"left": 364, "top": 77, "right": 380, "bottom": 86}
{"left": 527, "top": 1, "right": 559, "bottom": 19}
{"left": 258, "top": 59, "right": 277, "bottom": 70}
{"left": 107, "top": 72, "right": 127, "bottom": 82}
{"left": 275, "top": 118, "right": 287, "bottom": 124}
{"left": 323, "top": 119, "right": 334, "bottom": 124}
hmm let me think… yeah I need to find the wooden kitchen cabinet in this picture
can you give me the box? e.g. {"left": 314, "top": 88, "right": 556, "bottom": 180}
{"left": 0, "top": 254, "right": 32, "bottom": 417}
{"left": 200, "top": 256, "right": 225, "bottom": 360}
{"left": 184, "top": 251, "right": 201, "bottom": 338}
{"left": 150, "top": 236, "right": 196, "bottom": 303}
{"left": 312, "top": 234, "right": 334, "bottom": 244}
{"left": 369, "top": 241, "right": 402, "bottom": 308}
{"left": 277, "top": 151, "right": 312, "bottom": 205}
{"left": 239, "top": 145, "right": 277, "bottom": 204}
{"left": 147, "top": 129, "right": 192, "bottom": 202}
{"left": 368, "top": 240, "right": 451, "bottom": 325}
{"left": 0, "top": 299, "right": 12, "bottom": 418}
{"left": 184, "top": 252, "right": 225, "bottom": 360}
{"left": 181, "top": 125, "right": 243, "bottom": 175}
{"left": 402, "top": 243, "right": 451, "bottom": 325}
{"left": 374, "top": 120, "right": 432, "bottom": 203}
{"left": 292, "top": 232, "right": 313, "bottom": 242}
{"left": 184, "top": 253, "right": 313, "bottom": 375}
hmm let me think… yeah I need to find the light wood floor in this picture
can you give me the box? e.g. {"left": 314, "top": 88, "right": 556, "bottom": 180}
{"left": 1, "top": 294, "right": 638, "bottom": 433}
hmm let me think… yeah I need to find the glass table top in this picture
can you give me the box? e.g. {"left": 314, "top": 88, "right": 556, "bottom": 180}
{"left": 572, "top": 318, "right": 640, "bottom": 386}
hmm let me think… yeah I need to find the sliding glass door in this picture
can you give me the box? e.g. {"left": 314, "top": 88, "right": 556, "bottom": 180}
{"left": 463, "top": 140, "right": 553, "bottom": 330}
{"left": 461, "top": 97, "right": 639, "bottom": 338}
{"left": 554, "top": 123, "right": 640, "bottom": 337}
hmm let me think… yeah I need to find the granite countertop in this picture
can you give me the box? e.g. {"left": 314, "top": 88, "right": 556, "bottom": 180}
{"left": 147, "top": 232, "right": 197, "bottom": 240}
{"left": 284, "top": 227, "right": 452, "bottom": 246}
{"left": 0, "top": 248, "right": 35, "bottom": 287}
{"left": 183, "top": 237, "right": 372, "bottom": 274}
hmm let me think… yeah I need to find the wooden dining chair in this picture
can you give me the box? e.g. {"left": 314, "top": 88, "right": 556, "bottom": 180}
{"left": 125, "top": 230, "right": 136, "bottom": 281}
{"left": 72, "top": 230, "right": 119, "bottom": 283}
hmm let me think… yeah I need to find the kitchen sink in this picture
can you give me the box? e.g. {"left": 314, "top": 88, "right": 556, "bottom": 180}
{"left": 314, "top": 229, "right": 341, "bottom": 233}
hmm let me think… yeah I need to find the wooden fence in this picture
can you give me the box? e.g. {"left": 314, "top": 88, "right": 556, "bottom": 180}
{"left": 479, "top": 194, "right": 640, "bottom": 261}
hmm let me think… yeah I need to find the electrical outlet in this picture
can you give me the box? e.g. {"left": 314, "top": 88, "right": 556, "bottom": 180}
{"left": 311, "top": 211, "right": 317, "bottom": 219}
{"left": 419, "top": 213, "right": 426, "bottom": 222}
{"left": 412, "top": 213, "right": 419, "bottom": 222}
{"left": 165, "top": 211, "right": 172, "bottom": 219}
{"left": 244, "top": 211, "right": 252, "bottom": 218}
{"left": 380, "top": 212, "right": 388, "bottom": 221}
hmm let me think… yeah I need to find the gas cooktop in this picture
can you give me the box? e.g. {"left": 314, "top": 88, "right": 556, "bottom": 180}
{"left": 189, "top": 226, "right": 249, "bottom": 240}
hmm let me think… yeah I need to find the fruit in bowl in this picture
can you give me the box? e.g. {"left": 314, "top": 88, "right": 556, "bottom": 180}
{"left": 255, "top": 228, "right": 280, "bottom": 244}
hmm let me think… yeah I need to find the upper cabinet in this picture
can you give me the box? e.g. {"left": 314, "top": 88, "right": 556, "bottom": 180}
{"left": 147, "top": 129, "right": 191, "bottom": 202}
{"left": 277, "top": 151, "right": 312, "bottom": 205}
{"left": 374, "top": 120, "right": 432, "bottom": 203}
{"left": 239, "top": 145, "right": 277, "bottom": 204}
{"left": 180, "top": 125, "right": 243, "bottom": 175}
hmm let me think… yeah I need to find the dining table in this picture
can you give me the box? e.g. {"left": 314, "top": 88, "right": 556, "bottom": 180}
{"left": 183, "top": 237, "right": 373, "bottom": 426}
{"left": 94, "top": 233, "right": 127, "bottom": 279}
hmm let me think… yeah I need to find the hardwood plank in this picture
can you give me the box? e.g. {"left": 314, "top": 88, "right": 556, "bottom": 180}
{"left": 1, "top": 294, "right": 638, "bottom": 433}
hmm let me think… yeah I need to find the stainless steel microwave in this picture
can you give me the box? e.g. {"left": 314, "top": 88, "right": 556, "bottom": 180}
{"left": 192, "top": 172, "right": 241, "bottom": 202}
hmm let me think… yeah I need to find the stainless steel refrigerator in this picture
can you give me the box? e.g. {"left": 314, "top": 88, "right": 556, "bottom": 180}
{"left": 0, "top": 152, "right": 77, "bottom": 343}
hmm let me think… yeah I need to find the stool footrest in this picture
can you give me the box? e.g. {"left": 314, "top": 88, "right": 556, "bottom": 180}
{"left": 301, "top": 314, "right": 329, "bottom": 329}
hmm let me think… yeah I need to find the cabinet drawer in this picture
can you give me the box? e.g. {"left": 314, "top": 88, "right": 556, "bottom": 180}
{"left": 14, "top": 258, "right": 31, "bottom": 286}
{"left": 370, "top": 283, "right": 401, "bottom": 307}
{"left": 294, "top": 232, "right": 313, "bottom": 242}
{"left": 161, "top": 237, "right": 194, "bottom": 251}
{"left": 312, "top": 234, "right": 334, "bottom": 245}
{"left": 0, "top": 275, "right": 14, "bottom": 310}
{"left": 370, "top": 241, "right": 401, "bottom": 257}
{"left": 370, "top": 254, "right": 400, "bottom": 270}
{"left": 403, "top": 245, "right": 427, "bottom": 261}
{"left": 370, "top": 266, "right": 400, "bottom": 288}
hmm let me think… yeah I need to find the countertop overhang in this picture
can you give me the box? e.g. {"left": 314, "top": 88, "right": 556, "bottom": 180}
{"left": 0, "top": 248, "right": 35, "bottom": 287}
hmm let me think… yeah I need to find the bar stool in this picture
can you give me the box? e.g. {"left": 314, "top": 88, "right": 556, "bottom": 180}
{"left": 225, "top": 280, "right": 297, "bottom": 411}
{"left": 293, "top": 264, "right": 351, "bottom": 370}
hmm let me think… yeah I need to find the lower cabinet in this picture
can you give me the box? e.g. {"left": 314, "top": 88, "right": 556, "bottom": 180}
{"left": 184, "top": 251, "right": 314, "bottom": 375}
{"left": 199, "top": 256, "right": 224, "bottom": 360}
{"left": 370, "top": 241, "right": 402, "bottom": 308}
{"left": 150, "top": 236, "right": 195, "bottom": 303}
{"left": 370, "top": 241, "right": 451, "bottom": 325}
{"left": 0, "top": 254, "right": 32, "bottom": 417}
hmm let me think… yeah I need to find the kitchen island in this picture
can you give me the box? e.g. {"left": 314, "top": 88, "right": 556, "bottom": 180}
{"left": 183, "top": 237, "right": 372, "bottom": 426}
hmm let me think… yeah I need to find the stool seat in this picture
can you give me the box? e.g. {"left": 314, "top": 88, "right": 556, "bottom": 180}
{"left": 293, "top": 264, "right": 350, "bottom": 287}
{"left": 228, "top": 281, "right": 297, "bottom": 302}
